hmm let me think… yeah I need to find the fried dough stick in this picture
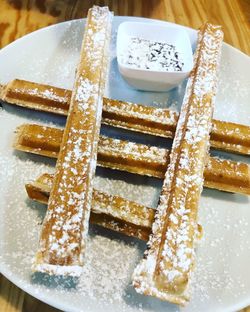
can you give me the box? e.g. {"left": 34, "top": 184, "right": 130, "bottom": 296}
{"left": 132, "top": 23, "right": 223, "bottom": 305}
{"left": 26, "top": 173, "right": 203, "bottom": 242}
{"left": 14, "top": 123, "right": 250, "bottom": 195}
{"left": 33, "top": 6, "right": 113, "bottom": 276}
{"left": 1, "top": 78, "right": 249, "bottom": 155}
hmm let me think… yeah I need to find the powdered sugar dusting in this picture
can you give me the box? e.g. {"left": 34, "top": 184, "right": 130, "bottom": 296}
{"left": 34, "top": 6, "right": 113, "bottom": 275}
{"left": 102, "top": 98, "right": 178, "bottom": 138}
{"left": 27, "top": 87, "right": 66, "bottom": 103}
{"left": 120, "top": 37, "right": 184, "bottom": 71}
{"left": 0, "top": 16, "right": 250, "bottom": 312}
{"left": 13, "top": 123, "right": 250, "bottom": 198}
{"left": 133, "top": 23, "right": 224, "bottom": 305}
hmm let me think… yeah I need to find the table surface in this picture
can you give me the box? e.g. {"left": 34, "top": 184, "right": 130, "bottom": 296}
{"left": 0, "top": 1, "right": 249, "bottom": 311}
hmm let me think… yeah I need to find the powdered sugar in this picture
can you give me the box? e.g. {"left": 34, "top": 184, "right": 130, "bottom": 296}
{"left": 120, "top": 37, "right": 184, "bottom": 71}
{"left": 132, "top": 24, "right": 224, "bottom": 305}
{"left": 0, "top": 16, "right": 250, "bottom": 312}
{"left": 34, "top": 6, "right": 113, "bottom": 275}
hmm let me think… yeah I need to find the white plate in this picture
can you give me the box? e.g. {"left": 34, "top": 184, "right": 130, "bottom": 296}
{"left": 0, "top": 17, "right": 250, "bottom": 312}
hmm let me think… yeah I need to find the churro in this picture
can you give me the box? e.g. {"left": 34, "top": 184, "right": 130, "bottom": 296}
{"left": 14, "top": 123, "right": 250, "bottom": 195}
{"left": 33, "top": 6, "right": 113, "bottom": 276}
{"left": 132, "top": 23, "right": 223, "bottom": 305}
{"left": 1, "top": 78, "right": 250, "bottom": 155}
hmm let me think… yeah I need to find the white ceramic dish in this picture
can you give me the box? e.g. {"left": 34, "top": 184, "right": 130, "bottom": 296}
{"left": 116, "top": 21, "right": 193, "bottom": 91}
{"left": 0, "top": 17, "right": 250, "bottom": 312}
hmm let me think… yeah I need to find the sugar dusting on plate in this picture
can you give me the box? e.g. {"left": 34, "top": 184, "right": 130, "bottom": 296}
{"left": 0, "top": 97, "right": 250, "bottom": 312}
{"left": 0, "top": 18, "right": 250, "bottom": 312}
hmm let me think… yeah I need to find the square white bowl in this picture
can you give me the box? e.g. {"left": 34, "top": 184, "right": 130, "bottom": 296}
{"left": 116, "top": 22, "right": 194, "bottom": 91}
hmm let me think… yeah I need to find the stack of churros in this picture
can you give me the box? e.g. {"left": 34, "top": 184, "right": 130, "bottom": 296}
{"left": 25, "top": 173, "right": 203, "bottom": 242}
{"left": 1, "top": 5, "right": 250, "bottom": 306}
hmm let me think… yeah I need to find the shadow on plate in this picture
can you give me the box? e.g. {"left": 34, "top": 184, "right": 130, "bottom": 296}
{"left": 101, "top": 124, "right": 173, "bottom": 150}
{"left": 210, "top": 149, "right": 250, "bottom": 165}
{"left": 96, "top": 165, "right": 162, "bottom": 189}
{"left": 95, "top": 166, "right": 162, "bottom": 208}
{"left": 13, "top": 149, "right": 57, "bottom": 167}
{"left": 202, "top": 188, "right": 249, "bottom": 204}
{"left": 1, "top": 101, "right": 66, "bottom": 127}
{"left": 31, "top": 272, "right": 79, "bottom": 290}
{"left": 108, "top": 56, "right": 187, "bottom": 112}
{"left": 123, "top": 283, "right": 179, "bottom": 312}
{"left": 25, "top": 198, "right": 47, "bottom": 223}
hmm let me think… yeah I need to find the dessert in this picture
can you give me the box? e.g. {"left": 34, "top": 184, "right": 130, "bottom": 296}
{"left": 26, "top": 173, "right": 154, "bottom": 242}
{"left": 14, "top": 123, "right": 250, "bottom": 195}
{"left": 132, "top": 23, "right": 223, "bottom": 305}
{"left": 1, "top": 78, "right": 250, "bottom": 155}
{"left": 2, "top": 7, "right": 247, "bottom": 306}
{"left": 26, "top": 173, "right": 203, "bottom": 242}
{"left": 33, "top": 6, "right": 113, "bottom": 276}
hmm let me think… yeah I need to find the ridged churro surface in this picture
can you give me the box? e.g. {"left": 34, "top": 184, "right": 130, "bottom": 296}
{"left": 26, "top": 173, "right": 154, "bottom": 241}
{"left": 14, "top": 123, "right": 250, "bottom": 195}
{"left": 2, "top": 78, "right": 250, "bottom": 155}
{"left": 26, "top": 173, "right": 203, "bottom": 242}
{"left": 132, "top": 23, "right": 223, "bottom": 305}
{"left": 33, "top": 6, "right": 113, "bottom": 276}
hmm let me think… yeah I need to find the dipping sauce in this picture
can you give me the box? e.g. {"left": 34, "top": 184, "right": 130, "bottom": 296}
{"left": 120, "top": 37, "right": 184, "bottom": 72}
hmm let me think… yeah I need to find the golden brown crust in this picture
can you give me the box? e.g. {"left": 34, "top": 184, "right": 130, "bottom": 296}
{"left": 33, "top": 6, "right": 113, "bottom": 276}
{"left": 1, "top": 79, "right": 71, "bottom": 115}
{"left": 26, "top": 173, "right": 203, "bottom": 243}
{"left": 132, "top": 23, "right": 224, "bottom": 305}
{"left": 210, "top": 119, "right": 250, "bottom": 155}
{"left": 14, "top": 123, "right": 250, "bottom": 195}
{"left": 2, "top": 78, "right": 250, "bottom": 155}
{"left": 26, "top": 173, "right": 154, "bottom": 241}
